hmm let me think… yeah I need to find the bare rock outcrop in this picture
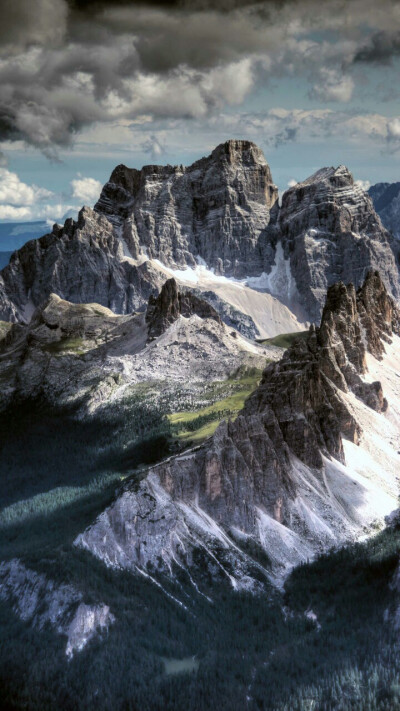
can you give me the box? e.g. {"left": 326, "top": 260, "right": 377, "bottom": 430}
{"left": 0, "top": 206, "right": 164, "bottom": 323}
{"left": 279, "top": 166, "right": 400, "bottom": 321}
{"left": 95, "top": 139, "right": 279, "bottom": 277}
{"left": 145, "top": 277, "right": 222, "bottom": 340}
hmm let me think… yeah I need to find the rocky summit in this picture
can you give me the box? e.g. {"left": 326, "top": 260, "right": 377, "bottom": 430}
{"left": 0, "top": 141, "right": 398, "bottom": 328}
{"left": 278, "top": 166, "right": 400, "bottom": 320}
{"left": 146, "top": 277, "right": 222, "bottom": 340}
{"left": 95, "top": 139, "right": 280, "bottom": 276}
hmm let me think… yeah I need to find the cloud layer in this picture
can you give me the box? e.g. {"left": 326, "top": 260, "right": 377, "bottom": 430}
{"left": 0, "top": 0, "right": 399, "bottom": 157}
{"left": 0, "top": 167, "right": 100, "bottom": 221}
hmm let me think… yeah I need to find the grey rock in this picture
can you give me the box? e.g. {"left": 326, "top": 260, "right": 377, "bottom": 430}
{"left": 95, "top": 139, "right": 279, "bottom": 277}
{"left": 183, "top": 287, "right": 260, "bottom": 339}
{"left": 279, "top": 166, "right": 400, "bottom": 321}
{"left": 0, "top": 206, "right": 164, "bottom": 323}
{"left": 0, "top": 144, "right": 399, "bottom": 329}
{"left": 146, "top": 277, "right": 222, "bottom": 340}
{"left": 0, "top": 289, "right": 273, "bottom": 415}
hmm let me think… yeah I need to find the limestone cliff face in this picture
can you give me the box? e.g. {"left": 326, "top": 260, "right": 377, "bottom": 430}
{"left": 95, "top": 139, "right": 279, "bottom": 277}
{"left": 0, "top": 207, "right": 164, "bottom": 323}
{"left": 76, "top": 272, "right": 400, "bottom": 586}
{"left": 0, "top": 143, "right": 399, "bottom": 326}
{"left": 0, "top": 560, "right": 114, "bottom": 659}
{"left": 279, "top": 167, "right": 400, "bottom": 321}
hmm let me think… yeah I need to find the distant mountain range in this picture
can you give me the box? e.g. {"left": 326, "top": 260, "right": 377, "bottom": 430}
{"left": 0, "top": 220, "right": 51, "bottom": 272}
{"left": 369, "top": 181, "right": 400, "bottom": 239}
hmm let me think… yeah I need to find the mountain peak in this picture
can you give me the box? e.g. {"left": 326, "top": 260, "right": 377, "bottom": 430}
{"left": 145, "top": 277, "right": 222, "bottom": 341}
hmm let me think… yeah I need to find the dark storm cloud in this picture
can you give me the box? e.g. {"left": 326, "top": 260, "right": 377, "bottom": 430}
{"left": 0, "top": 0, "right": 399, "bottom": 156}
{"left": 353, "top": 31, "right": 400, "bottom": 65}
{"left": 0, "top": 0, "right": 67, "bottom": 52}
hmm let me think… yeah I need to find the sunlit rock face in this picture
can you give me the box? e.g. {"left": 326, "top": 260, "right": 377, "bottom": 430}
{"left": 95, "top": 139, "right": 280, "bottom": 277}
{"left": 279, "top": 166, "right": 400, "bottom": 321}
{"left": 76, "top": 272, "right": 400, "bottom": 588}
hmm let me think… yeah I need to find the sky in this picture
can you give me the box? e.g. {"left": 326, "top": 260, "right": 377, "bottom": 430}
{"left": 0, "top": 0, "right": 400, "bottom": 222}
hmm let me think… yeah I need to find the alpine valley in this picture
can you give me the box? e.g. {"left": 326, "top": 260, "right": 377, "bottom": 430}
{"left": 1, "top": 140, "right": 400, "bottom": 711}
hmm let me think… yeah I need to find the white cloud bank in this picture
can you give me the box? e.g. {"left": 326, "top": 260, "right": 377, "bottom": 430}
{"left": 0, "top": 167, "right": 80, "bottom": 222}
{"left": 71, "top": 176, "right": 102, "bottom": 205}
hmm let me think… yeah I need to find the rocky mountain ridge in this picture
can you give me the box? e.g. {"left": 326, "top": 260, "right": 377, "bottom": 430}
{"left": 76, "top": 271, "right": 400, "bottom": 590}
{"left": 0, "top": 283, "right": 275, "bottom": 416}
{"left": 279, "top": 166, "right": 399, "bottom": 320}
{"left": 95, "top": 140, "right": 279, "bottom": 277}
{"left": 0, "top": 141, "right": 398, "bottom": 327}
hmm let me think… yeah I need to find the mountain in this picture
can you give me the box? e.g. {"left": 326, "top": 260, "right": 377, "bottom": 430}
{"left": 0, "top": 252, "right": 12, "bottom": 269}
{"left": 76, "top": 271, "right": 400, "bottom": 588}
{"left": 1, "top": 143, "right": 400, "bottom": 710}
{"left": 0, "top": 141, "right": 398, "bottom": 329}
{"left": 369, "top": 181, "right": 400, "bottom": 239}
{"left": 279, "top": 166, "right": 399, "bottom": 321}
{"left": 0, "top": 279, "right": 277, "bottom": 418}
{"left": 95, "top": 139, "right": 280, "bottom": 277}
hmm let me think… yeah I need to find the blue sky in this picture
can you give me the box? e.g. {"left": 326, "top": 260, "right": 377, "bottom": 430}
{"left": 1, "top": 0, "right": 400, "bottom": 222}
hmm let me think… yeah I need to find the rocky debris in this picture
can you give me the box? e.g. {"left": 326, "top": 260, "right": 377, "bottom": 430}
{"left": 279, "top": 166, "right": 400, "bottom": 321}
{"left": 0, "top": 206, "right": 165, "bottom": 323}
{"left": 369, "top": 182, "right": 400, "bottom": 239}
{"left": 95, "top": 139, "right": 279, "bottom": 277}
{"left": 146, "top": 278, "right": 222, "bottom": 340}
{"left": 0, "top": 559, "right": 114, "bottom": 658}
{"left": 185, "top": 287, "right": 260, "bottom": 339}
{"left": 76, "top": 272, "right": 400, "bottom": 587}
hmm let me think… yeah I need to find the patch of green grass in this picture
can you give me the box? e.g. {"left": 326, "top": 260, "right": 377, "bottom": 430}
{"left": 42, "top": 336, "right": 88, "bottom": 355}
{"left": 257, "top": 330, "right": 309, "bottom": 349}
{"left": 168, "top": 369, "right": 262, "bottom": 443}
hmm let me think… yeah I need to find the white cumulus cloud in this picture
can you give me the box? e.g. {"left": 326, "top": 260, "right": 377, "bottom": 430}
{"left": 0, "top": 168, "right": 53, "bottom": 206}
{"left": 311, "top": 69, "right": 355, "bottom": 103}
{"left": 71, "top": 176, "right": 103, "bottom": 205}
{"left": 355, "top": 179, "right": 371, "bottom": 191}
